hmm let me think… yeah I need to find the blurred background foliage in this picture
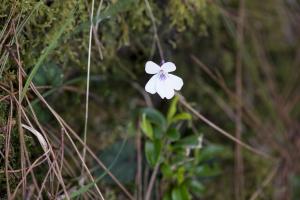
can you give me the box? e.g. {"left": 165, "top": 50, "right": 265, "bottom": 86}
{"left": 0, "top": 0, "right": 300, "bottom": 199}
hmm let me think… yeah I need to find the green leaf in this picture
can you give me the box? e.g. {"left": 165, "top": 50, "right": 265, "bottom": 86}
{"left": 166, "top": 128, "right": 181, "bottom": 141}
{"left": 171, "top": 185, "right": 190, "bottom": 200}
{"left": 68, "top": 139, "right": 128, "bottom": 199}
{"left": 161, "top": 163, "right": 173, "bottom": 179}
{"left": 188, "top": 180, "right": 205, "bottom": 197}
{"left": 174, "top": 135, "right": 198, "bottom": 148}
{"left": 140, "top": 108, "right": 167, "bottom": 130}
{"left": 176, "top": 167, "right": 186, "bottom": 184}
{"left": 33, "top": 62, "right": 63, "bottom": 87}
{"left": 195, "top": 164, "right": 221, "bottom": 177}
{"left": 167, "top": 95, "right": 179, "bottom": 122}
{"left": 153, "top": 126, "right": 164, "bottom": 139}
{"left": 126, "top": 121, "right": 136, "bottom": 137}
{"left": 96, "top": 0, "right": 135, "bottom": 22}
{"left": 145, "top": 140, "right": 161, "bottom": 167}
{"left": 198, "top": 144, "right": 232, "bottom": 162}
{"left": 163, "top": 192, "right": 172, "bottom": 200}
{"left": 141, "top": 114, "right": 153, "bottom": 140}
{"left": 171, "top": 112, "right": 192, "bottom": 123}
{"left": 95, "top": 140, "right": 135, "bottom": 184}
{"left": 291, "top": 175, "right": 300, "bottom": 200}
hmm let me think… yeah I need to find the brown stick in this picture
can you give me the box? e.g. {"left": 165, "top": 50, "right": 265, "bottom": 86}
{"left": 144, "top": 163, "right": 160, "bottom": 200}
{"left": 136, "top": 126, "right": 143, "bottom": 200}
{"left": 235, "top": 0, "right": 245, "bottom": 199}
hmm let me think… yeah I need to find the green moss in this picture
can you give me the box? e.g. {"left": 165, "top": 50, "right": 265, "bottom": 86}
{"left": 166, "top": 0, "right": 208, "bottom": 33}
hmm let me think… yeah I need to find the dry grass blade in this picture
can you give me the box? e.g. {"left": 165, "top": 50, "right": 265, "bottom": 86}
{"left": 249, "top": 164, "right": 279, "bottom": 200}
{"left": 21, "top": 124, "right": 49, "bottom": 153}
{"left": 11, "top": 151, "right": 50, "bottom": 199}
{"left": 235, "top": 0, "right": 245, "bottom": 199}
{"left": 4, "top": 94, "right": 14, "bottom": 199}
{"left": 82, "top": 0, "right": 96, "bottom": 176}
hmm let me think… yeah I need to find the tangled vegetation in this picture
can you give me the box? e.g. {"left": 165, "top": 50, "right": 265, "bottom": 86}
{"left": 1, "top": 0, "right": 300, "bottom": 199}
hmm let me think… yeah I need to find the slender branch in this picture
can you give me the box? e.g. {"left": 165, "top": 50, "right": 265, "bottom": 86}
{"left": 144, "top": 0, "right": 164, "bottom": 62}
{"left": 136, "top": 127, "right": 143, "bottom": 200}
{"left": 235, "top": 0, "right": 245, "bottom": 199}
{"left": 249, "top": 164, "right": 279, "bottom": 200}
{"left": 144, "top": 163, "right": 160, "bottom": 200}
{"left": 178, "top": 94, "right": 273, "bottom": 160}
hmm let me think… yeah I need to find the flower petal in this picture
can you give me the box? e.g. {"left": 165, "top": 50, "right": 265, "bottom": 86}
{"left": 161, "top": 62, "right": 176, "bottom": 72}
{"left": 156, "top": 79, "right": 175, "bottom": 99}
{"left": 145, "top": 75, "right": 158, "bottom": 94}
{"left": 167, "top": 74, "right": 183, "bottom": 91}
{"left": 145, "top": 61, "right": 160, "bottom": 74}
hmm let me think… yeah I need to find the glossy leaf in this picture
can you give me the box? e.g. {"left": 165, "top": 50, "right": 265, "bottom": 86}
{"left": 161, "top": 163, "right": 173, "bottom": 179}
{"left": 167, "top": 95, "right": 179, "bottom": 122}
{"left": 167, "top": 128, "right": 181, "bottom": 141}
{"left": 141, "top": 114, "right": 153, "bottom": 140}
{"left": 176, "top": 167, "right": 186, "bottom": 184}
{"left": 171, "top": 112, "right": 192, "bottom": 123}
{"left": 140, "top": 108, "right": 167, "bottom": 130}
{"left": 145, "top": 140, "right": 161, "bottom": 167}
{"left": 171, "top": 185, "right": 190, "bottom": 200}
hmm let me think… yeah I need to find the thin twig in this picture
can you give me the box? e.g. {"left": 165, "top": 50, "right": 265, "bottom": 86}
{"left": 136, "top": 126, "right": 143, "bottom": 200}
{"left": 144, "top": 163, "right": 160, "bottom": 200}
{"left": 144, "top": 0, "right": 164, "bottom": 62}
{"left": 249, "top": 164, "right": 279, "bottom": 200}
{"left": 4, "top": 93, "right": 14, "bottom": 199}
{"left": 235, "top": 0, "right": 245, "bottom": 199}
{"left": 178, "top": 94, "right": 273, "bottom": 159}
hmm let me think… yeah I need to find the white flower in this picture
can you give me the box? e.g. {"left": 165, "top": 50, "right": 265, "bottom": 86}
{"left": 145, "top": 61, "right": 183, "bottom": 99}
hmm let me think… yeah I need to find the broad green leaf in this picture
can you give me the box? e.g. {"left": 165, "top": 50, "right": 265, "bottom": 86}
{"left": 33, "top": 62, "right": 63, "bottom": 87}
{"left": 198, "top": 144, "right": 232, "bottom": 162}
{"left": 145, "top": 140, "right": 161, "bottom": 167}
{"left": 126, "top": 121, "right": 136, "bottom": 137}
{"left": 176, "top": 167, "right": 186, "bottom": 184}
{"left": 172, "top": 187, "right": 182, "bottom": 200}
{"left": 166, "top": 128, "right": 180, "bottom": 141}
{"left": 171, "top": 112, "right": 192, "bottom": 123}
{"left": 171, "top": 185, "right": 190, "bottom": 200}
{"left": 161, "top": 163, "right": 173, "bottom": 179}
{"left": 188, "top": 180, "right": 205, "bottom": 197}
{"left": 291, "top": 175, "right": 300, "bottom": 200}
{"left": 167, "top": 95, "right": 179, "bottom": 122}
{"left": 141, "top": 114, "right": 153, "bottom": 140}
{"left": 153, "top": 126, "right": 164, "bottom": 139}
{"left": 163, "top": 192, "right": 172, "bottom": 200}
{"left": 140, "top": 108, "right": 167, "bottom": 130}
{"left": 173, "top": 135, "right": 198, "bottom": 148}
{"left": 68, "top": 139, "right": 128, "bottom": 199}
{"left": 195, "top": 164, "right": 221, "bottom": 177}
{"left": 95, "top": 140, "right": 135, "bottom": 184}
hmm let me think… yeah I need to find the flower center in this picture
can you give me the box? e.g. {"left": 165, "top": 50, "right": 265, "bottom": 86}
{"left": 158, "top": 70, "right": 167, "bottom": 81}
